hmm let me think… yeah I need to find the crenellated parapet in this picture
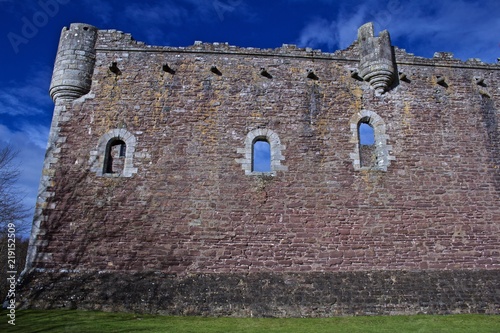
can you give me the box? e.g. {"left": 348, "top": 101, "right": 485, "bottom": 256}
{"left": 49, "top": 23, "right": 98, "bottom": 102}
{"left": 357, "top": 22, "right": 396, "bottom": 94}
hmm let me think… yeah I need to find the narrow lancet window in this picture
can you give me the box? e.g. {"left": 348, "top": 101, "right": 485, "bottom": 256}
{"left": 358, "top": 121, "right": 376, "bottom": 168}
{"left": 236, "top": 128, "right": 287, "bottom": 175}
{"left": 104, "top": 139, "right": 126, "bottom": 174}
{"left": 91, "top": 129, "right": 137, "bottom": 177}
{"left": 252, "top": 138, "right": 271, "bottom": 172}
{"left": 349, "top": 110, "right": 394, "bottom": 171}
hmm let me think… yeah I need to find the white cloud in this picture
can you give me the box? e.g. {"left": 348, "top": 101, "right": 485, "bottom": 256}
{"left": 378, "top": 0, "right": 500, "bottom": 62}
{"left": 297, "top": 18, "right": 337, "bottom": 50}
{"left": 109, "top": 0, "right": 254, "bottom": 46}
{"left": 78, "top": 0, "right": 254, "bottom": 46}
{"left": 121, "top": 0, "right": 252, "bottom": 28}
{"left": 123, "top": 2, "right": 188, "bottom": 26}
{"left": 296, "top": 3, "right": 370, "bottom": 51}
{"left": 0, "top": 122, "right": 48, "bottom": 188}
{"left": 335, "top": 4, "right": 369, "bottom": 48}
{"left": 0, "top": 123, "right": 48, "bottom": 236}
{"left": 0, "top": 90, "right": 45, "bottom": 116}
{"left": 0, "top": 67, "right": 52, "bottom": 116}
{"left": 17, "top": 123, "right": 50, "bottom": 150}
{"left": 0, "top": 67, "right": 52, "bottom": 236}
{"left": 296, "top": 0, "right": 500, "bottom": 63}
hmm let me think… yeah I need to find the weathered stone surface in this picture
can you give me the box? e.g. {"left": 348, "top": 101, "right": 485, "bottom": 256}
{"left": 49, "top": 23, "right": 98, "bottom": 102}
{"left": 18, "top": 270, "right": 500, "bottom": 316}
{"left": 21, "top": 21, "right": 500, "bottom": 316}
{"left": 357, "top": 22, "right": 396, "bottom": 94}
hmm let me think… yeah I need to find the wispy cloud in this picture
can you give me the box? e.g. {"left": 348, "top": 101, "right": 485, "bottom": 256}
{"left": 76, "top": 0, "right": 252, "bottom": 45}
{"left": 296, "top": 2, "right": 371, "bottom": 51}
{"left": 0, "top": 123, "right": 49, "bottom": 185}
{"left": 0, "top": 123, "right": 48, "bottom": 234}
{"left": 0, "top": 67, "right": 52, "bottom": 116}
{"left": 0, "top": 65, "right": 52, "bottom": 235}
{"left": 123, "top": 2, "right": 189, "bottom": 26}
{"left": 17, "top": 123, "right": 49, "bottom": 150}
{"left": 115, "top": 0, "right": 252, "bottom": 27}
{"left": 378, "top": 0, "right": 500, "bottom": 62}
{"left": 115, "top": 0, "right": 254, "bottom": 45}
{"left": 296, "top": 0, "right": 500, "bottom": 63}
{"left": 335, "top": 4, "right": 368, "bottom": 48}
{"left": 297, "top": 18, "right": 336, "bottom": 50}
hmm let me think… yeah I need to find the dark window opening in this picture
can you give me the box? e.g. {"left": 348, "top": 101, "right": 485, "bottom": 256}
{"left": 358, "top": 121, "right": 376, "bottom": 168}
{"left": 104, "top": 139, "right": 126, "bottom": 174}
{"left": 252, "top": 138, "right": 271, "bottom": 172}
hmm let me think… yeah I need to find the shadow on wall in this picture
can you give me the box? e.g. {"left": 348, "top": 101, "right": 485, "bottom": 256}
{"left": 480, "top": 95, "right": 500, "bottom": 192}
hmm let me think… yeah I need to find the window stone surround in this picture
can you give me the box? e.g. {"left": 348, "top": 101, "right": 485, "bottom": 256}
{"left": 349, "top": 110, "right": 395, "bottom": 171}
{"left": 90, "top": 129, "right": 138, "bottom": 177}
{"left": 236, "top": 128, "right": 288, "bottom": 176}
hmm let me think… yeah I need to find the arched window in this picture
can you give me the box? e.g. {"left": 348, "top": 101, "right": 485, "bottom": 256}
{"left": 236, "top": 128, "right": 287, "bottom": 175}
{"left": 104, "top": 139, "right": 126, "bottom": 174}
{"left": 252, "top": 138, "right": 271, "bottom": 172}
{"left": 90, "top": 129, "right": 138, "bottom": 177}
{"left": 358, "top": 120, "right": 376, "bottom": 168}
{"left": 349, "top": 110, "right": 395, "bottom": 171}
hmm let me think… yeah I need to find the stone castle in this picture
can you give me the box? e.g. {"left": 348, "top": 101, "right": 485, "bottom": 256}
{"left": 19, "top": 22, "right": 499, "bottom": 316}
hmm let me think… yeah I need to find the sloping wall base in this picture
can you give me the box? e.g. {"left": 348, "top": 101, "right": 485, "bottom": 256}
{"left": 17, "top": 270, "right": 500, "bottom": 317}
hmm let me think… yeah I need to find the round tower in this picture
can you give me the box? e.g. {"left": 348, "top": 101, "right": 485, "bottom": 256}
{"left": 49, "top": 23, "right": 98, "bottom": 102}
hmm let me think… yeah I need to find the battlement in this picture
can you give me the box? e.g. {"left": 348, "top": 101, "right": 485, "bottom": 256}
{"left": 93, "top": 25, "right": 499, "bottom": 68}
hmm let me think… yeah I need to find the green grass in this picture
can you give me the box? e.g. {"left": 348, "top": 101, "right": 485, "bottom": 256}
{"left": 1, "top": 310, "right": 499, "bottom": 333}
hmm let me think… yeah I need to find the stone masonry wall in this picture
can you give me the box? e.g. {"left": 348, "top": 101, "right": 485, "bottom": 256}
{"left": 18, "top": 270, "right": 500, "bottom": 316}
{"left": 21, "top": 24, "right": 500, "bottom": 315}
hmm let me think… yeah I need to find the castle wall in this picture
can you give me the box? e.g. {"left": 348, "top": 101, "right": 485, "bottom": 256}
{"left": 20, "top": 24, "right": 500, "bottom": 316}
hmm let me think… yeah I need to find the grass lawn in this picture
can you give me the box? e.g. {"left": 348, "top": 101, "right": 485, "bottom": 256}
{"left": 1, "top": 310, "right": 499, "bottom": 333}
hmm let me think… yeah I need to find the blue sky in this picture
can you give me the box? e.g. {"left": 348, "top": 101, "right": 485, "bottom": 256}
{"left": 1, "top": 0, "right": 499, "bottom": 234}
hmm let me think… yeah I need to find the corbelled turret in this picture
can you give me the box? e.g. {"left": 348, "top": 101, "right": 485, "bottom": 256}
{"left": 49, "top": 23, "right": 98, "bottom": 102}
{"left": 357, "top": 22, "right": 396, "bottom": 94}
